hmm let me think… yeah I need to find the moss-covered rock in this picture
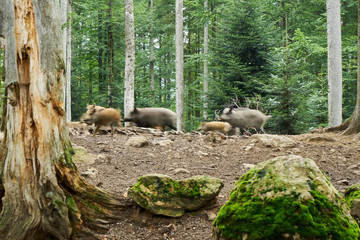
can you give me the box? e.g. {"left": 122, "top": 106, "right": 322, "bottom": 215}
{"left": 128, "top": 174, "right": 224, "bottom": 217}
{"left": 345, "top": 182, "right": 360, "bottom": 222}
{"left": 212, "top": 155, "right": 360, "bottom": 240}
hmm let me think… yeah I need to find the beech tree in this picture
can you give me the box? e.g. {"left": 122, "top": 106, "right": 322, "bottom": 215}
{"left": 327, "top": 0, "right": 342, "bottom": 126}
{"left": 175, "top": 0, "right": 184, "bottom": 131}
{"left": 327, "top": 0, "right": 360, "bottom": 136}
{"left": 124, "top": 0, "right": 135, "bottom": 125}
{"left": 203, "top": 0, "right": 209, "bottom": 121}
{"left": 0, "top": 1, "right": 124, "bottom": 239}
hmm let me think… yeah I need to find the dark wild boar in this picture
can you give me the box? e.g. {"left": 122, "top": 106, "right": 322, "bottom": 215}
{"left": 80, "top": 104, "right": 122, "bottom": 135}
{"left": 197, "top": 121, "right": 232, "bottom": 134}
{"left": 124, "top": 106, "right": 176, "bottom": 131}
{"left": 220, "top": 107, "right": 270, "bottom": 134}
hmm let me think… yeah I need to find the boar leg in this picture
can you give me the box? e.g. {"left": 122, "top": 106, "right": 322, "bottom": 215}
{"left": 94, "top": 124, "right": 101, "bottom": 136}
{"left": 110, "top": 123, "right": 115, "bottom": 135}
{"left": 168, "top": 124, "right": 177, "bottom": 131}
{"left": 257, "top": 127, "right": 265, "bottom": 134}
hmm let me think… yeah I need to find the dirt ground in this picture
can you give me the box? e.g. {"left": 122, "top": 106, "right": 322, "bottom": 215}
{"left": 69, "top": 124, "right": 360, "bottom": 240}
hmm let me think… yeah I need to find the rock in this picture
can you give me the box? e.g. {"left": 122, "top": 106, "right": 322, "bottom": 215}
{"left": 174, "top": 168, "right": 191, "bottom": 174}
{"left": 72, "top": 144, "right": 97, "bottom": 164}
{"left": 153, "top": 139, "right": 173, "bottom": 146}
{"left": 242, "top": 163, "right": 255, "bottom": 170}
{"left": 81, "top": 168, "right": 98, "bottom": 177}
{"left": 125, "top": 136, "right": 149, "bottom": 147}
{"left": 212, "top": 155, "right": 360, "bottom": 240}
{"left": 207, "top": 211, "right": 217, "bottom": 221}
{"left": 203, "top": 132, "right": 225, "bottom": 143}
{"left": 128, "top": 174, "right": 224, "bottom": 217}
{"left": 345, "top": 182, "right": 360, "bottom": 222}
{"left": 307, "top": 136, "right": 338, "bottom": 143}
{"left": 349, "top": 198, "right": 360, "bottom": 219}
{"left": 252, "top": 134, "right": 297, "bottom": 148}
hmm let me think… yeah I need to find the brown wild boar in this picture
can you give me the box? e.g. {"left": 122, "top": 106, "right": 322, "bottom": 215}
{"left": 220, "top": 107, "right": 270, "bottom": 135}
{"left": 80, "top": 105, "right": 122, "bottom": 135}
{"left": 124, "top": 106, "right": 176, "bottom": 131}
{"left": 197, "top": 121, "right": 232, "bottom": 134}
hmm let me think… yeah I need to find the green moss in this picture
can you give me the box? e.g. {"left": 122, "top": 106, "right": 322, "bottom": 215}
{"left": 213, "top": 185, "right": 360, "bottom": 240}
{"left": 45, "top": 191, "right": 67, "bottom": 216}
{"left": 345, "top": 186, "right": 360, "bottom": 207}
{"left": 81, "top": 200, "right": 104, "bottom": 213}
{"left": 131, "top": 175, "right": 211, "bottom": 207}
{"left": 63, "top": 144, "right": 76, "bottom": 169}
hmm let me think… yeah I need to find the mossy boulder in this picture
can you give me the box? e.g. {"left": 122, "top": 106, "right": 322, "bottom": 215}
{"left": 345, "top": 182, "right": 360, "bottom": 221}
{"left": 128, "top": 174, "right": 224, "bottom": 217}
{"left": 212, "top": 155, "right": 360, "bottom": 240}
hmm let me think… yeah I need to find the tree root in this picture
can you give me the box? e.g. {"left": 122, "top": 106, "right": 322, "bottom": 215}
{"left": 55, "top": 163, "right": 132, "bottom": 238}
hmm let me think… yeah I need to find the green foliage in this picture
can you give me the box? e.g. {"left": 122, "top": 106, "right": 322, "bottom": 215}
{"left": 208, "top": 0, "right": 271, "bottom": 113}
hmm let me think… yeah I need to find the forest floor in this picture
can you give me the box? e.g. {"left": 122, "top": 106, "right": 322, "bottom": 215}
{"left": 69, "top": 124, "right": 360, "bottom": 240}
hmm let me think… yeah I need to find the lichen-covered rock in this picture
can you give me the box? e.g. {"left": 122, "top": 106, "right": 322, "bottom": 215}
{"left": 212, "top": 155, "right": 360, "bottom": 240}
{"left": 128, "top": 174, "right": 224, "bottom": 217}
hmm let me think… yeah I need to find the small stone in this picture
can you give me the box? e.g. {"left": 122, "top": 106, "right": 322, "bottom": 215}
{"left": 174, "top": 168, "right": 191, "bottom": 174}
{"left": 207, "top": 211, "right": 217, "bottom": 221}
{"left": 125, "top": 136, "right": 149, "bottom": 147}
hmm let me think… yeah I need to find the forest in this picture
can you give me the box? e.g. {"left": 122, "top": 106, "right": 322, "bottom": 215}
{"left": 1, "top": 0, "right": 360, "bottom": 239}
{"left": 1, "top": 0, "right": 358, "bottom": 134}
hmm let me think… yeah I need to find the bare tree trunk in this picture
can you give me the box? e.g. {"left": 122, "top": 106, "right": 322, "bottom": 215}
{"left": 149, "top": 0, "right": 155, "bottom": 104}
{"left": 107, "top": 0, "right": 114, "bottom": 107}
{"left": 124, "top": 0, "right": 135, "bottom": 125}
{"left": 98, "top": 7, "right": 105, "bottom": 99}
{"left": 327, "top": 0, "right": 342, "bottom": 126}
{"left": 203, "top": 0, "right": 209, "bottom": 121}
{"left": 66, "top": 1, "right": 72, "bottom": 122}
{"left": 0, "top": 1, "right": 125, "bottom": 239}
{"left": 61, "top": 0, "right": 67, "bottom": 118}
{"left": 175, "top": 0, "right": 184, "bottom": 131}
{"left": 330, "top": 0, "right": 360, "bottom": 136}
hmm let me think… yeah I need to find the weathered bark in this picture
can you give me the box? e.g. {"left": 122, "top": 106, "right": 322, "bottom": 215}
{"left": 175, "top": 0, "right": 184, "bottom": 131}
{"left": 124, "top": 0, "right": 135, "bottom": 126}
{"left": 327, "top": 0, "right": 343, "bottom": 126}
{"left": 0, "top": 1, "right": 126, "bottom": 239}
{"left": 66, "top": 2, "right": 72, "bottom": 122}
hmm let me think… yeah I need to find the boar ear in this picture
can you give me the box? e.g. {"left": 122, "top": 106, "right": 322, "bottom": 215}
{"left": 133, "top": 105, "right": 138, "bottom": 113}
{"left": 229, "top": 106, "right": 234, "bottom": 113}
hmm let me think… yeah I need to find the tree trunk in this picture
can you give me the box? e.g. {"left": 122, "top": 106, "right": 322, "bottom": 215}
{"left": 149, "top": 0, "right": 155, "bottom": 104}
{"left": 98, "top": 7, "right": 105, "bottom": 99}
{"left": 107, "top": 0, "right": 114, "bottom": 107}
{"left": 175, "top": 0, "right": 185, "bottom": 131}
{"left": 203, "top": 0, "right": 209, "bottom": 121}
{"left": 66, "top": 1, "right": 72, "bottom": 122}
{"left": 342, "top": 0, "right": 360, "bottom": 135}
{"left": 327, "top": 0, "right": 360, "bottom": 136}
{"left": 0, "top": 1, "right": 126, "bottom": 239}
{"left": 327, "top": 0, "right": 343, "bottom": 126}
{"left": 124, "top": 0, "right": 135, "bottom": 125}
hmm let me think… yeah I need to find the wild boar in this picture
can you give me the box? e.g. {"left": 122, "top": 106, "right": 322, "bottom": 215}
{"left": 124, "top": 106, "right": 176, "bottom": 131}
{"left": 220, "top": 107, "right": 270, "bottom": 134}
{"left": 80, "top": 105, "right": 122, "bottom": 135}
{"left": 197, "top": 121, "right": 232, "bottom": 134}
